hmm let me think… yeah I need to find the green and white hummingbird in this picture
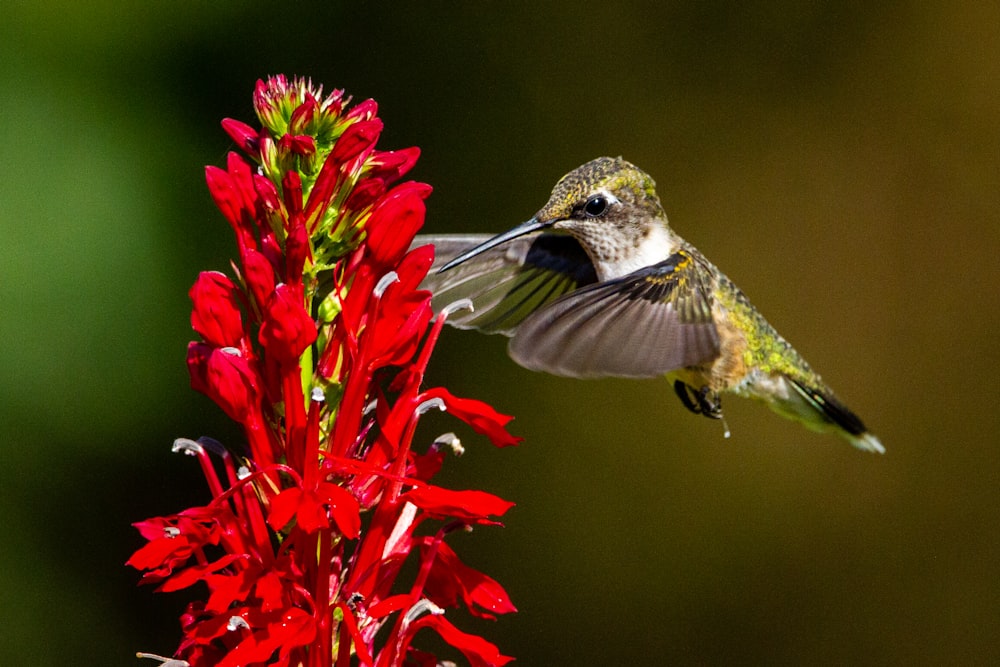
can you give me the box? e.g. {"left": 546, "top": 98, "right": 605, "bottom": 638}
{"left": 416, "top": 156, "right": 883, "bottom": 453}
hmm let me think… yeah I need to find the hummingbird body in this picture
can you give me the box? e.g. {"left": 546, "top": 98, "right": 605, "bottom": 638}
{"left": 418, "top": 157, "right": 883, "bottom": 453}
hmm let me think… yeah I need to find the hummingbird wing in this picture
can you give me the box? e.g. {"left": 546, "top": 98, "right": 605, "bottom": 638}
{"left": 508, "top": 251, "right": 721, "bottom": 378}
{"left": 413, "top": 233, "right": 598, "bottom": 335}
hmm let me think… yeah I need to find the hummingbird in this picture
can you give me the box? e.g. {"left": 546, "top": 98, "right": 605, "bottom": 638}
{"left": 415, "top": 156, "right": 883, "bottom": 453}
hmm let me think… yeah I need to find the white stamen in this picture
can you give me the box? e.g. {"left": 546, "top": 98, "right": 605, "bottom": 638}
{"left": 227, "top": 616, "right": 250, "bottom": 632}
{"left": 415, "top": 397, "right": 446, "bottom": 416}
{"left": 403, "top": 598, "right": 445, "bottom": 624}
{"left": 163, "top": 526, "right": 181, "bottom": 538}
{"left": 135, "top": 653, "right": 190, "bottom": 667}
{"left": 441, "top": 298, "right": 474, "bottom": 317}
{"left": 374, "top": 271, "right": 399, "bottom": 297}
{"left": 433, "top": 432, "right": 464, "bottom": 457}
{"left": 172, "top": 438, "right": 203, "bottom": 456}
{"left": 310, "top": 386, "right": 325, "bottom": 403}
{"left": 237, "top": 465, "right": 251, "bottom": 480}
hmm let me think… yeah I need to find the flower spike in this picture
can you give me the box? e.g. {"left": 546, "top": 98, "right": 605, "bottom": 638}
{"left": 130, "top": 75, "right": 518, "bottom": 666}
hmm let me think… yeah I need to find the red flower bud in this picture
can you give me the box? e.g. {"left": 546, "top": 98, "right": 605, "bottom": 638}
{"left": 368, "top": 146, "right": 420, "bottom": 185}
{"left": 186, "top": 343, "right": 259, "bottom": 423}
{"left": 288, "top": 97, "right": 318, "bottom": 134}
{"left": 331, "top": 118, "right": 383, "bottom": 164}
{"left": 221, "top": 118, "right": 259, "bottom": 154}
{"left": 344, "top": 98, "right": 377, "bottom": 122}
{"left": 189, "top": 271, "right": 244, "bottom": 348}
{"left": 366, "top": 181, "right": 432, "bottom": 268}
{"left": 240, "top": 248, "right": 276, "bottom": 312}
{"left": 258, "top": 284, "right": 317, "bottom": 365}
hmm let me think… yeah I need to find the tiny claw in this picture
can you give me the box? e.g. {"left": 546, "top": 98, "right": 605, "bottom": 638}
{"left": 674, "top": 380, "right": 702, "bottom": 415}
{"left": 673, "top": 381, "right": 723, "bottom": 421}
{"left": 696, "top": 386, "right": 723, "bottom": 420}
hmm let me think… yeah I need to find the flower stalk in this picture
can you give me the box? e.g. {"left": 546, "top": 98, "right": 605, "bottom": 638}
{"left": 129, "top": 75, "right": 518, "bottom": 667}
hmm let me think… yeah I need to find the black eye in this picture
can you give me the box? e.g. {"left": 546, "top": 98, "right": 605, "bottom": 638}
{"left": 584, "top": 195, "right": 609, "bottom": 217}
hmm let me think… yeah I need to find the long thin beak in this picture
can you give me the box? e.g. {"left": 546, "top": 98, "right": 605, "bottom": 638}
{"left": 437, "top": 217, "right": 553, "bottom": 273}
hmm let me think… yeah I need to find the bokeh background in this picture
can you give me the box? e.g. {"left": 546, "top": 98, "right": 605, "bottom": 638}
{"left": 3, "top": 2, "right": 998, "bottom": 664}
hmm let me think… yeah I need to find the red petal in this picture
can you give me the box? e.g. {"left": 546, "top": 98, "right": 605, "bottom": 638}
{"left": 126, "top": 536, "right": 193, "bottom": 572}
{"left": 408, "top": 615, "right": 514, "bottom": 667}
{"left": 216, "top": 610, "right": 315, "bottom": 667}
{"left": 295, "top": 494, "right": 330, "bottom": 533}
{"left": 162, "top": 554, "right": 243, "bottom": 593}
{"left": 267, "top": 487, "right": 303, "bottom": 532}
{"left": 421, "top": 387, "right": 521, "bottom": 447}
{"left": 400, "top": 486, "right": 514, "bottom": 524}
{"left": 425, "top": 541, "right": 516, "bottom": 619}
{"left": 317, "top": 481, "right": 361, "bottom": 539}
{"left": 254, "top": 570, "right": 286, "bottom": 612}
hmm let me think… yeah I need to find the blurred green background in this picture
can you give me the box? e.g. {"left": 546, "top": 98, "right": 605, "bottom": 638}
{"left": 3, "top": 2, "right": 998, "bottom": 664}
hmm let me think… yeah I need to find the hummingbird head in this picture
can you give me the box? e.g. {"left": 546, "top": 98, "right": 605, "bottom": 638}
{"left": 438, "top": 157, "right": 678, "bottom": 279}
{"left": 534, "top": 157, "right": 668, "bottom": 265}
{"left": 537, "top": 156, "right": 662, "bottom": 224}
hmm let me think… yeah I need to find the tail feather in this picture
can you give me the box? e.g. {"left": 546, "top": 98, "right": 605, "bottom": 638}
{"left": 789, "top": 379, "right": 884, "bottom": 454}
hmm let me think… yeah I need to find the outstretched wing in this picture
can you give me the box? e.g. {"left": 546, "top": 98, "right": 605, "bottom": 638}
{"left": 508, "top": 250, "right": 721, "bottom": 378}
{"left": 413, "top": 233, "right": 598, "bottom": 335}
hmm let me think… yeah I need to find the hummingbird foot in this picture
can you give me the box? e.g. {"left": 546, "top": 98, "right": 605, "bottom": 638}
{"left": 673, "top": 381, "right": 723, "bottom": 420}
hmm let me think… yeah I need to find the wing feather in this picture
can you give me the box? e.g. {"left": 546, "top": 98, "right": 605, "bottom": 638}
{"left": 413, "top": 233, "right": 597, "bottom": 335}
{"left": 509, "top": 252, "right": 721, "bottom": 378}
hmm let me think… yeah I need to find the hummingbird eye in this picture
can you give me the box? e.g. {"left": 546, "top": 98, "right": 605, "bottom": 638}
{"left": 583, "top": 194, "right": 609, "bottom": 218}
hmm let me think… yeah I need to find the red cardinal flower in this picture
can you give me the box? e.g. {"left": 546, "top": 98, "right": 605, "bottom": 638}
{"left": 130, "top": 76, "right": 519, "bottom": 667}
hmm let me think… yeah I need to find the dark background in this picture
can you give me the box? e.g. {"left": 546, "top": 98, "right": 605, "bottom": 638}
{"left": 3, "top": 2, "right": 998, "bottom": 664}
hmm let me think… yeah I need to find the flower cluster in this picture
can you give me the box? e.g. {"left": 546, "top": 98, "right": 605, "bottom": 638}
{"left": 129, "top": 75, "right": 518, "bottom": 667}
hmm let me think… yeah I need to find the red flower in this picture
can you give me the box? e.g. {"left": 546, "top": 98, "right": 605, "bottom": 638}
{"left": 366, "top": 182, "right": 432, "bottom": 268}
{"left": 406, "top": 615, "right": 514, "bottom": 667}
{"left": 400, "top": 486, "right": 514, "bottom": 524}
{"left": 268, "top": 480, "right": 361, "bottom": 538}
{"left": 189, "top": 271, "right": 244, "bottom": 348}
{"left": 421, "top": 387, "right": 523, "bottom": 448}
{"left": 185, "top": 343, "right": 260, "bottom": 424}
{"left": 131, "top": 76, "right": 518, "bottom": 667}
{"left": 421, "top": 540, "right": 517, "bottom": 620}
{"left": 258, "top": 283, "right": 317, "bottom": 365}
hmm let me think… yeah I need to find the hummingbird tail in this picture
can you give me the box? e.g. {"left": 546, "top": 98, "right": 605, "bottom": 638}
{"left": 788, "top": 379, "right": 885, "bottom": 454}
{"left": 849, "top": 431, "right": 885, "bottom": 454}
